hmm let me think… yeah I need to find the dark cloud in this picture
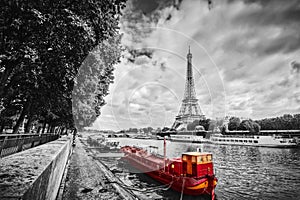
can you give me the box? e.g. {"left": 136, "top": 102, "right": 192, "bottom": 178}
{"left": 277, "top": 77, "right": 291, "bottom": 87}
{"left": 234, "top": 0, "right": 300, "bottom": 26}
{"left": 138, "top": 107, "right": 146, "bottom": 111}
{"left": 127, "top": 49, "right": 153, "bottom": 63}
{"left": 234, "top": 0, "right": 300, "bottom": 15}
{"left": 229, "top": 0, "right": 300, "bottom": 56}
{"left": 263, "top": 33, "right": 300, "bottom": 55}
{"left": 222, "top": 29, "right": 300, "bottom": 57}
{"left": 166, "top": 14, "right": 172, "bottom": 20}
{"left": 132, "top": 0, "right": 159, "bottom": 14}
{"left": 291, "top": 61, "right": 300, "bottom": 74}
{"left": 131, "top": 0, "right": 183, "bottom": 15}
{"left": 121, "top": 0, "right": 181, "bottom": 42}
{"left": 121, "top": 0, "right": 184, "bottom": 61}
{"left": 160, "top": 62, "right": 167, "bottom": 71}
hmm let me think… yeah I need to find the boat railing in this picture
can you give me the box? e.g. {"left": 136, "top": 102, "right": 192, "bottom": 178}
{"left": 214, "top": 134, "right": 256, "bottom": 139}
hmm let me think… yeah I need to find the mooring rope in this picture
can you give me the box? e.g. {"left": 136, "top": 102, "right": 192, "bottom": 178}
{"left": 106, "top": 180, "right": 174, "bottom": 193}
{"left": 180, "top": 178, "right": 185, "bottom": 200}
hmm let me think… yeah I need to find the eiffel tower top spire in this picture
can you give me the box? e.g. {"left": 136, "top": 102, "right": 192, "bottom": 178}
{"left": 187, "top": 45, "right": 192, "bottom": 61}
{"left": 185, "top": 46, "right": 196, "bottom": 100}
{"left": 172, "top": 47, "right": 205, "bottom": 129}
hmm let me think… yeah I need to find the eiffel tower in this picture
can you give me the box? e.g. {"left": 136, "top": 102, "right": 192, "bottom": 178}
{"left": 172, "top": 47, "right": 205, "bottom": 130}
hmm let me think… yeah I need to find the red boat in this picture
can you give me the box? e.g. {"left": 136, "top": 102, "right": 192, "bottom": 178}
{"left": 121, "top": 143, "right": 217, "bottom": 199}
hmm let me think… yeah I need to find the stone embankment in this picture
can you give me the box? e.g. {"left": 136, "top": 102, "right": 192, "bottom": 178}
{"left": 0, "top": 133, "right": 139, "bottom": 200}
{"left": 0, "top": 136, "right": 72, "bottom": 200}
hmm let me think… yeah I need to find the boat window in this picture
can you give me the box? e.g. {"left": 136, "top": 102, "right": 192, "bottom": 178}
{"left": 254, "top": 140, "right": 258, "bottom": 143}
{"left": 192, "top": 156, "right": 196, "bottom": 163}
{"left": 230, "top": 140, "right": 234, "bottom": 142}
{"left": 197, "top": 156, "right": 202, "bottom": 163}
{"left": 235, "top": 140, "right": 238, "bottom": 142}
{"left": 239, "top": 140, "right": 243, "bottom": 142}
{"left": 202, "top": 156, "right": 207, "bottom": 162}
{"left": 182, "top": 155, "right": 187, "bottom": 161}
{"left": 248, "top": 140, "right": 252, "bottom": 143}
{"left": 244, "top": 140, "right": 247, "bottom": 143}
{"left": 207, "top": 154, "right": 212, "bottom": 162}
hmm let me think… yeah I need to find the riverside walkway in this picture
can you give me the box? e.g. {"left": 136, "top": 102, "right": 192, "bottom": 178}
{"left": 0, "top": 132, "right": 139, "bottom": 200}
{"left": 61, "top": 134, "right": 139, "bottom": 200}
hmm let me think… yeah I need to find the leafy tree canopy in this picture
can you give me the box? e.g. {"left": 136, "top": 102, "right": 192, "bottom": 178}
{"left": 0, "top": 0, "right": 126, "bottom": 133}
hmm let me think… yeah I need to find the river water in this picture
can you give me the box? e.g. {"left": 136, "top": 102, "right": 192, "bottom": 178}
{"left": 92, "top": 137, "right": 300, "bottom": 200}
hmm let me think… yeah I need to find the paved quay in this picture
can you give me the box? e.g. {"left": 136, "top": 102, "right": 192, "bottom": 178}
{"left": 61, "top": 135, "right": 137, "bottom": 200}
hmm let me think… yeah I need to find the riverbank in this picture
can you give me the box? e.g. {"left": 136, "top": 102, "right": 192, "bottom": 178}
{"left": 61, "top": 134, "right": 138, "bottom": 200}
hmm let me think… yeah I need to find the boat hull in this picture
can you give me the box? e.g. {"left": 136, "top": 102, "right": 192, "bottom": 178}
{"left": 123, "top": 152, "right": 216, "bottom": 196}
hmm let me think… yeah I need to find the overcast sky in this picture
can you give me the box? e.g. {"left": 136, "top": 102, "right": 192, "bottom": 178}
{"left": 93, "top": 0, "right": 300, "bottom": 131}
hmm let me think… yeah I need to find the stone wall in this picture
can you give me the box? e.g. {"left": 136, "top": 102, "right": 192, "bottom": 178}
{"left": 0, "top": 136, "right": 72, "bottom": 200}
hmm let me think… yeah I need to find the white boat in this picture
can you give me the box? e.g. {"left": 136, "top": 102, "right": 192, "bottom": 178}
{"left": 209, "top": 133, "right": 298, "bottom": 148}
{"left": 133, "top": 135, "right": 152, "bottom": 139}
{"left": 170, "top": 131, "right": 207, "bottom": 143}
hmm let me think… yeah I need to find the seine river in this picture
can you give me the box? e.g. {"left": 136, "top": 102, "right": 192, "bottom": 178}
{"left": 96, "top": 137, "right": 300, "bottom": 200}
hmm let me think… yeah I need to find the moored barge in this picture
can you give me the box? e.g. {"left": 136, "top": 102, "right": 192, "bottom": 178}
{"left": 121, "top": 144, "right": 217, "bottom": 198}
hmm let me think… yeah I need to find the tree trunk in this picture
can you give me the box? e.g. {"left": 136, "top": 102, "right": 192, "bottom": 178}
{"left": 13, "top": 104, "right": 29, "bottom": 134}
{"left": 37, "top": 126, "right": 41, "bottom": 134}
{"left": 50, "top": 125, "right": 55, "bottom": 133}
{"left": 24, "top": 115, "right": 34, "bottom": 133}
{"left": 13, "top": 108, "right": 26, "bottom": 134}
{"left": 42, "top": 122, "right": 47, "bottom": 133}
{"left": 47, "top": 119, "right": 54, "bottom": 133}
{"left": 60, "top": 127, "right": 65, "bottom": 135}
{"left": 47, "top": 121, "right": 52, "bottom": 133}
{"left": 0, "top": 122, "right": 4, "bottom": 134}
{"left": 47, "top": 125, "right": 51, "bottom": 133}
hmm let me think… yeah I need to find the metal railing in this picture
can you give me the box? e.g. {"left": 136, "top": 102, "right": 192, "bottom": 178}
{"left": 0, "top": 133, "right": 59, "bottom": 158}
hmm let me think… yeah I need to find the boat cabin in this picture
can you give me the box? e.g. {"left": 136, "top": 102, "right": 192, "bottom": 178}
{"left": 181, "top": 152, "right": 214, "bottom": 177}
{"left": 168, "top": 158, "right": 182, "bottom": 175}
